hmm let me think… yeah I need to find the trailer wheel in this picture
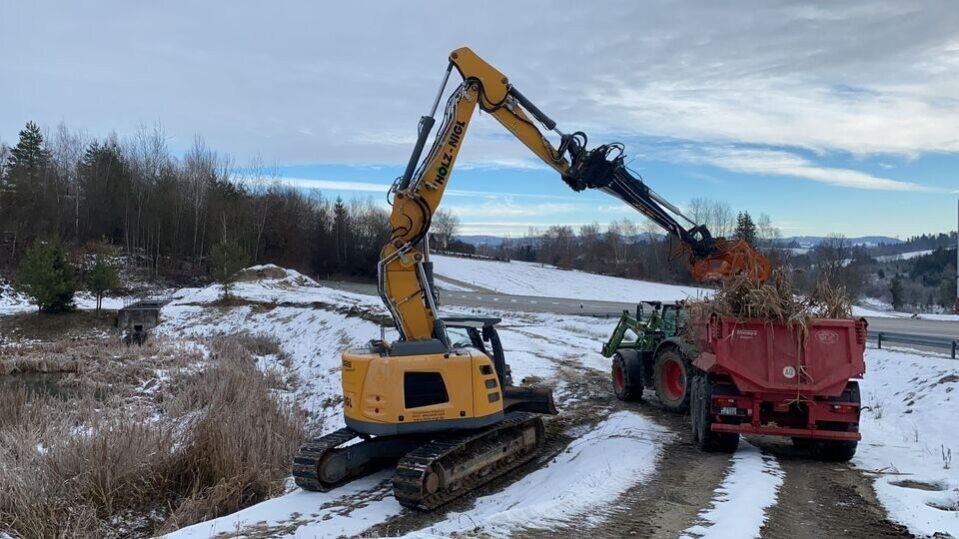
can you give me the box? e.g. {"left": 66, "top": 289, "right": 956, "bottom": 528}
{"left": 809, "top": 440, "right": 858, "bottom": 462}
{"left": 611, "top": 350, "right": 644, "bottom": 402}
{"left": 691, "top": 373, "right": 739, "bottom": 453}
{"left": 806, "top": 381, "right": 860, "bottom": 462}
{"left": 653, "top": 348, "right": 692, "bottom": 412}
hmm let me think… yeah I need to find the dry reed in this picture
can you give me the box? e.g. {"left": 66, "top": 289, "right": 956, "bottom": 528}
{"left": 0, "top": 335, "right": 304, "bottom": 538}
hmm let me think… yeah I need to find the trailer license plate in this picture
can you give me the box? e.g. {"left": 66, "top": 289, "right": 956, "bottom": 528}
{"left": 720, "top": 406, "right": 738, "bottom": 416}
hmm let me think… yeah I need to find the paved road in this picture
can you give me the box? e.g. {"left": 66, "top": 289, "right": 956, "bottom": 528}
{"left": 318, "top": 280, "right": 958, "bottom": 339}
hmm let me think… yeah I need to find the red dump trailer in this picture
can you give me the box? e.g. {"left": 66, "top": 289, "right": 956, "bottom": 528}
{"left": 689, "top": 315, "right": 867, "bottom": 461}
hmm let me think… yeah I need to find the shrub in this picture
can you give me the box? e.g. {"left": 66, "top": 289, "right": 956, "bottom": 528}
{"left": 85, "top": 242, "right": 120, "bottom": 313}
{"left": 208, "top": 241, "right": 249, "bottom": 299}
{"left": 16, "top": 238, "right": 75, "bottom": 313}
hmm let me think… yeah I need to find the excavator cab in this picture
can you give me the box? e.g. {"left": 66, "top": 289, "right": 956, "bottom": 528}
{"left": 442, "top": 316, "right": 512, "bottom": 386}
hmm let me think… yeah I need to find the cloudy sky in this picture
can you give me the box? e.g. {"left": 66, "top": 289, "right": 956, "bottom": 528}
{"left": 3, "top": 1, "right": 958, "bottom": 237}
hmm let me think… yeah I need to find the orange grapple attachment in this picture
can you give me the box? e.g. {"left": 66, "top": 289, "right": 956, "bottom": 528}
{"left": 690, "top": 239, "right": 771, "bottom": 283}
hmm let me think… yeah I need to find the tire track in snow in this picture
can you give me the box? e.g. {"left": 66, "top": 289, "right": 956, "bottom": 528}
{"left": 681, "top": 442, "right": 784, "bottom": 539}
{"left": 755, "top": 438, "right": 910, "bottom": 538}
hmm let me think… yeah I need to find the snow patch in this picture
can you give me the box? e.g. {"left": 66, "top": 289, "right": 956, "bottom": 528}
{"left": 682, "top": 442, "right": 784, "bottom": 539}
{"left": 855, "top": 347, "right": 959, "bottom": 537}
{"left": 433, "top": 276, "right": 475, "bottom": 292}
{"left": 402, "top": 411, "right": 670, "bottom": 537}
{"left": 164, "top": 473, "right": 403, "bottom": 539}
{"left": 875, "top": 250, "right": 934, "bottom": 262}
{"left": 432, "top": 254, "right": 708, "bottom": 303}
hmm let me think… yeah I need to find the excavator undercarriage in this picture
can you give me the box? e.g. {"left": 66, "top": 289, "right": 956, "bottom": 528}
{"left": 294, "top": 412, "right": 545, "bottom": 510}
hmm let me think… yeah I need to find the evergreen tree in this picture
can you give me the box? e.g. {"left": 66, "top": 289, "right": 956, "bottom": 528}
{"left": 16, "top": 238, "right": 75, "bottom": 313}
{"left": 8, "top": 122, "right": 51, "bottom": 182}
{"left": 86, "top": 242, "right": 120, "bottom": 313}
{"left": 3, "top": 123, "right": 53, "bottom": 250}
{"left": 890, "top": 273, "right": 904, "bottom": 310}
{"left": 734, "top": 211, "right": 757, "bottom": 245}
{"left": 939, "top": 273, "right": 957, "bottom": 310}
{"left": 332, "top": 197, "right": 350, "bottom": 266}
{"left": 208, "top": 240, "right": 248, "bottom": 299}
{"left": 78, "top": 140, "right": 131, "bottom": 242}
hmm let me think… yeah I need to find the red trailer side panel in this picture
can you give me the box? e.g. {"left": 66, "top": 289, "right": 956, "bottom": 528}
{"left": 694, "top": 316, "right": 866, "bottom": 398}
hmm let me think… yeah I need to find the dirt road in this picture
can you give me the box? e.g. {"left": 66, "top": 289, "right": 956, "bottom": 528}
{"left": 358, "top": 337, "right": 909, "bottom": 538}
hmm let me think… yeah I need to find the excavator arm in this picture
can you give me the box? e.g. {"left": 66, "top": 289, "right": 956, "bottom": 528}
{"left": 381, "top": 47, "right": 769, "bottom": 342}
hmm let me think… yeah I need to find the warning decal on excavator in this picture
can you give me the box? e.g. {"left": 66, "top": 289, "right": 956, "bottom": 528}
{"left": 410, "top": 409, "right": 446, "bottom": 422}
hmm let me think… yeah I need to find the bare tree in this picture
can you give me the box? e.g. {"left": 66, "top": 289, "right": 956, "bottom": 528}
{"left": 688, "top": 197, "right": 734, "bottom": 238}
{"left": 815, "top": 234, "right": 850, "bottom": 279}
{"left": 688, "top": 197, "right": 710, "bottom": 227}
{"left": 246, "top": 155, "right": 277, "bottom": 263}
{"left": 50, "top": 123, "right": 86, "bottom": 242}
{"left": 184, "top": 136, "right": 217, "bottom": 262}
{"left": 606, "top": 218, "right": 636, "bottom": 264}
{"left": 432, "top": 209, "right": 459, "bottom": 250}
{"left": 124, "top": 123, "right": 171, "bottom": 273}
{"left": 709, "top": 201, "right": 734, "bottom": 238}
{"left": 756, "top": 213, "right": 780, "bottom": 243}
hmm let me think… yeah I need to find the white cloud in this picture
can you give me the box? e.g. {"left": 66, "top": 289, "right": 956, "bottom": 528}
{"left": 598, "top": 77, "right": 959, "bottom": 156}
{"left": 258, "top": 176, "right": 583, "bottom": 201}
{"left": 687, "top": 148, "right": 930, "bottom": 191}
{"left": 596, "top": 204, "right": 636, "bottom": 213}
{"left": 443, "top": 202, "right": 577, "bottom": 218}
{"left": 273, "top": 177, "right": 389, "bottom": 193}
{"left": 7, "top": 1, "right": 959, "bottom": 166}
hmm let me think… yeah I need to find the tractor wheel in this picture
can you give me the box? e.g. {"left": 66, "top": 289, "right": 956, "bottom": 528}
{"left": 691, "top": 373, "right": 739, "bottom": 453}
{"left": 653, "top": 348, "right": 692, "bottom": 413}
{"left": 611, "top": 350, "right": 644, "bottom": 402}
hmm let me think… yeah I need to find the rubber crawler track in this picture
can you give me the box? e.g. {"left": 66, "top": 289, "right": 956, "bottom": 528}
{"left": 291, "top": 427, "right": 361, "bottom": 492}
{"left": 392, "top": 412, "right": 545, "bottom": 511}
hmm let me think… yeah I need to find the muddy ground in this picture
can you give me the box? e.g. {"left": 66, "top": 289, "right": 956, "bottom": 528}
{"left": 361, "top": 352, "right": 911, "bottom": 538}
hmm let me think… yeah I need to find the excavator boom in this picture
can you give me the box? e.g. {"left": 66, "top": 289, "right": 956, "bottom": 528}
{"left": 382, "top": 47, "right": 769, "bottom": 342}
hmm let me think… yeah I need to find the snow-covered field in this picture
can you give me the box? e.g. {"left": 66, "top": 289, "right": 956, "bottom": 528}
{"left": 0, "top": 281, "right": 132, "bottom": 315}
{"left": 875, "top": 249, "right": 935, "bottom": 262}
{"left": 856, "top": 348, "right": 959, "bottom": 537}
{"left": 4, "top": 263, "right": 958, "bottom": 537}
{"left": 155, "top": 266, "right": 678, "bottom": 537}
{"left": 432, "top": 254, "right": 708, "bottom": 303}
{"left": 160, "top": 266, "right": 959, "bottom": 538}
{"left": 852, "top": 303, "right": 959, "bottom": 322}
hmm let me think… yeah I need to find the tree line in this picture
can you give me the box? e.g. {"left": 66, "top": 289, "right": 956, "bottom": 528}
{"left": 0, "top": 122, "right": 390, "bottom": 283}
{"left": 3, "top": 120, "right": 952, "bottom": 312}
{"left": 472, "top": 200, "right": 781, "bottom": 286}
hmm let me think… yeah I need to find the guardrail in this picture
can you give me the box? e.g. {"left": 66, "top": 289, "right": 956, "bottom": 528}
{"left": 581, "top": 313, "right": 958, "bottom": 358}
{"left": 431, "top": 250, "right": 511, "bottom": 262}
{"left": 870, "top": 331, "right": 957, "bottom": 359}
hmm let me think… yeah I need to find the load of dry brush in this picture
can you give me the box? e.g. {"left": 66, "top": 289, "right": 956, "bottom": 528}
{"left": 685, "top": 269, "right": 853, "bottom": 328}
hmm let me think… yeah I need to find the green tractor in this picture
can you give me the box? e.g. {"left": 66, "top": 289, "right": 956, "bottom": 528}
{"left": 601, "top": 301, "right": 696, "bottom": 412}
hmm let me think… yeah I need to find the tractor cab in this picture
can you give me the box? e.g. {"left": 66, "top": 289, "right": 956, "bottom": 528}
{"left": 636, "top": 301, "right": 685, "bottom": 337}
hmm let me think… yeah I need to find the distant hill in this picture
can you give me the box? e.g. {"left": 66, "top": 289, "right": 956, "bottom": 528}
{"left": 457, "top": 232, "right": 663, "bottom": 248}
{"left": 459, "top": 233, "right": 903, "bottom": 249}
{"left": 776, "top": 236, "right": 902, "bottom": 248}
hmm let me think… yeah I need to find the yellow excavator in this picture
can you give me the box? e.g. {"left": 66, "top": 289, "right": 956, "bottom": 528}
{"left": 292, "top": 47, "right": 770, "bottom": 510}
